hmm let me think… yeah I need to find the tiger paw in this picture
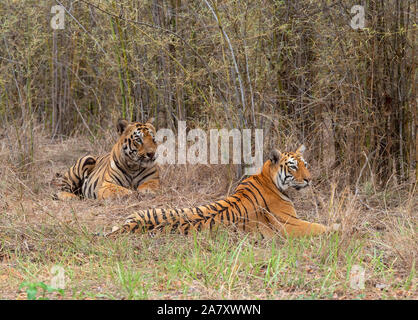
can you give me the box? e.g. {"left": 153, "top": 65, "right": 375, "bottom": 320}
{"left": 53, "top": 191, "right": 79, "bottom": 201}
{"left": 99, "top": 186, "right": 134, "bottom": 200}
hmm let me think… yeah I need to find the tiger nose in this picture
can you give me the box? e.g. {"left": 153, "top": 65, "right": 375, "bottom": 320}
{"left": 147, "top": 152, "right": 155, "bottom": 159}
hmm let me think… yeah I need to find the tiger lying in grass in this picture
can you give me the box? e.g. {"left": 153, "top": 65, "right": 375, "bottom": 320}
{"left": 107, "top": 145, "right": 338, "bottom": 238}
{"left": 54, "top": 119, "right": 159, "bottom": 200}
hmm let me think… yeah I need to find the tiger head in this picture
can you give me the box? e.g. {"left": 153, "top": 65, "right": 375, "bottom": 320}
{"left": 115, "top": 118, "right": 158, "bottom": 168}
{"left": 268, "top": 145, "right": 311, "bottom": 192}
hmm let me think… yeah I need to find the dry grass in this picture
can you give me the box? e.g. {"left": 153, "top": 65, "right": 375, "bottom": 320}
{"left": 0, "top": 126, "right": 416, "bottom": 300}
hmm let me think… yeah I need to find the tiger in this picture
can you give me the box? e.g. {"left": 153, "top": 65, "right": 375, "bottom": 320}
{"left": 107, "top": 145, "right": 335, "bottom": 238}
{"left": 54, "top": 118, "right": 160, "bottom": 200}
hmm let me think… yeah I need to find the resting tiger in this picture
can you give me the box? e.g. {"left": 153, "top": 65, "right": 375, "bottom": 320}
{"left": 54, "top": 119, "right": 160, "bottom": 200}
{"left": 107, "top": 145, "right": 333, "bottom": 238}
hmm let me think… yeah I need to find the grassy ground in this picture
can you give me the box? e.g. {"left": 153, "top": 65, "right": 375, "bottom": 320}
{"left": 0, "top": 126, "right": 416, "bottom": 300}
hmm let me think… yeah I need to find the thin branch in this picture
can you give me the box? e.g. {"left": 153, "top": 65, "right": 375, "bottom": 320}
{"left": 73, "top": 101, "right": 96, "bottom": 140}
{"left": 55, "top": 0, "right": 107, "bottom": 55}
{"left": 202, "top": 0, "right": 246, "bottom": 120}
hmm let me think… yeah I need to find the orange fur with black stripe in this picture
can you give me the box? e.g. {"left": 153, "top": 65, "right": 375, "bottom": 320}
{"left": 55, "top": 119, "right": 160, "bottom": 200}
{"left": 108, "top": 145, "right": 331, "bottom": 238}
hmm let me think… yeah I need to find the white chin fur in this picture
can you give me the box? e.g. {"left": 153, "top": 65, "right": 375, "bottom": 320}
{"left": 140, "top": 160, "right": 155, "bottom": 168}
{"left": 293, "top": 182, "right": 308, "bottom": 190}
{"left": 276, "top": 176, "right": 288, "bottom": 191}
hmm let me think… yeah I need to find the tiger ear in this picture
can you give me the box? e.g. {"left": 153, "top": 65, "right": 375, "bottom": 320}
{"left": 116, "top": 119, "right": 129, "bottom": 135}
{"left": 145, "top": 117, "right": 156, "bottom": 131}
{"left": 296, "top": 144, "right": 306, "bottom": 155}
{"left": 269, "top": 149, "right": 282, "bottom": 164}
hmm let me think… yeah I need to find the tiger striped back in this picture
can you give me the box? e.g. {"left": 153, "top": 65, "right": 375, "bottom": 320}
{"left": 108, "top": 145, "right": 330, "bottom": 238}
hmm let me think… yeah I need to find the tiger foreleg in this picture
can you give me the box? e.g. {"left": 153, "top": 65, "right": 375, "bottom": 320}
{"left": 53, "top": 191, "right": 79, "bottom": 201}
{"left": 137, "top": 178, "right": 160, "bottom": 194}
{"left": 98, "top": 182, "right": 133, "bottom": 200}
{"left": 281, "top": 219, "right": 328, "bottom": 237}
{"left": 265, "top": 214, "right": 328, "bottom": 237}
